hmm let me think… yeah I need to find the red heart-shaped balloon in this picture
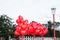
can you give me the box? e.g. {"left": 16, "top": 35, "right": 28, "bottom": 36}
{"left": 18, "top": 15, "right": 23, "bottom": 20}
{"left": 16, "top": 26, "right": 21, "bottom": 32}
{"left": 21, "top": 30, "right": 26, "bottom": 35}
{"left": 23, "top": 20, "right": 28, "bottom": 25}
{"left": 14, "top": 31, "right": 20, "bottom": 36}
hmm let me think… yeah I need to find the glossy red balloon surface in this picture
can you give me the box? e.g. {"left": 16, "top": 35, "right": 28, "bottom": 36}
{"left": 14, "top": 31, "right": 20, "bottom": 36}
{"left": 14, "top": 15, "right": 48, "bottom": 36}
{"left": 18, "top": 15, "right": 23, "bottom": 20}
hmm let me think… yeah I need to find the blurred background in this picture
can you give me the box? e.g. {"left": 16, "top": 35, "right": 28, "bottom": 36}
{"left": 0, "top": 0, "right": 60, "bottom": 40}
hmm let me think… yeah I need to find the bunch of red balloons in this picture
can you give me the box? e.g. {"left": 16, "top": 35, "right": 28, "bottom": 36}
{"left": 14, "top": 15, "right": 48, "bottom": 36}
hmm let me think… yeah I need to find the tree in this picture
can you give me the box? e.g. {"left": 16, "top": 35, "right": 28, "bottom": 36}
{"left": 48, "top": 21, "right": 52, "bottom": 29}
{"left": 9, "top": 24, "right": 17, "bottom": 38}
{"left": 0, "top": 14, "right": 14, "bottom": 40}
{"left": 47, "top": 21, "right": 54, "bottom": 37}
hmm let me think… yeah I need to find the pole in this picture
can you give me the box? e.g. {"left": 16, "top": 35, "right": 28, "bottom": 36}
{"left": 22, "top": 35, "right": 24, "bottom": 40}
{"left": 53, "top": 13, "right": 56, "bottom": 40}
{"left": 51, "top": 8, "right": 56, "bottom": 40}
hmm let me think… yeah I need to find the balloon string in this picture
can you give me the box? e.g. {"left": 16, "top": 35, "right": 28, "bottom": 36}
{"left": 33, "top": 35, "right": 35, "bottom": 40}
{"left": 42, "top": 36, "right": 44, "bottom": 40}
{"left": 22, "top": 35, "right": 24, "bottom": 40}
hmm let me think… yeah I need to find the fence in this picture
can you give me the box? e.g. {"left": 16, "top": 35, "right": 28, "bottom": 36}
{"left": 12, "top": 36, "right": 60, "bottom": 40}
{"left": 0, "top": 36, "right": 60, "bottom": 40}
{"left": 19, "top": 36, "right": 53, "bottom": 40}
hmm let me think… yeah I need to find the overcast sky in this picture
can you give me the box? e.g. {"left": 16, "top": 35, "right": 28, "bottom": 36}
{"left": 0, "top": 0, "right": 60, "bottom": 24}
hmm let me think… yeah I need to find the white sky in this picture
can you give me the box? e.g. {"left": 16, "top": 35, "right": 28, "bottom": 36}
{"left": 0, "top": 0, "right": 60, "bottom": 24}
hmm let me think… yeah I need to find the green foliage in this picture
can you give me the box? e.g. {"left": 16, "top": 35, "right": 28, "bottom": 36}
{"left": 46, "top": 21, "right": 60, "bottom": 37}
{"left": 0, "top": 14, "right": 16, "bottom": 40}
{"left": 48, "top": 21, "right": 52, "bottom": 29}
